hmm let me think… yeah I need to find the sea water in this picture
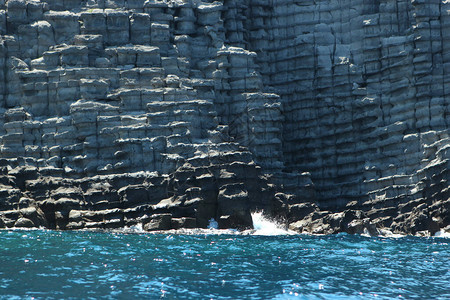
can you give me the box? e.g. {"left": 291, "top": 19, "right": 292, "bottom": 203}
{"left": 0, "top": 215, "right": 449, "bottom": 299}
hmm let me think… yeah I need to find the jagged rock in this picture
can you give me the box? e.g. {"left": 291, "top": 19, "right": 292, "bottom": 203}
{"left": 216, "top": 183, "right": 251, "bottom": 227}
{"left": 288, "top": 202, "right": 319, "bottom": 223}
{"left": 347, "top": 218, "right": 380, "bottom": 236}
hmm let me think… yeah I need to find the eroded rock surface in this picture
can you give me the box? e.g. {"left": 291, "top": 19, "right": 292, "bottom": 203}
{"left": 0, "top": 0, "right": 448, "bottom": 236}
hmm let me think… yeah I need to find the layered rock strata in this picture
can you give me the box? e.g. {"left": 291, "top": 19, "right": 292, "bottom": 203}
{"left": 241, "top": 0, "right": 450, "bottom": 235}
{"left": 0, "top": 0, "right": 448, "bottom": 236}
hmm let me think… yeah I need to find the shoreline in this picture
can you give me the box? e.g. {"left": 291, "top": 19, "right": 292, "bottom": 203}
{"left": 2, "top": 224, "right": 449, "bottom": 239}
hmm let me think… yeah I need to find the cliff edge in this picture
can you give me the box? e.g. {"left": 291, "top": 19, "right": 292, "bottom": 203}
{"left": 0, "top": 0, "right": 448, "bottom": 236}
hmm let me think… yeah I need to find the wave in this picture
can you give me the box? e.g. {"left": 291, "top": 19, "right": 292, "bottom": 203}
{"left": 250, "top": 211, "right": 296, "bottom": 236}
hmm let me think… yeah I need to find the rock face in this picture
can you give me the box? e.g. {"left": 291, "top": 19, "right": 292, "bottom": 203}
{"left": 0, "top": 0, "right": 448, "bottom": 236}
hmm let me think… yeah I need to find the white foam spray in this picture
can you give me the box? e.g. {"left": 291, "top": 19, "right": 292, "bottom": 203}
{"left": 250, "top": 211, "right": 295, "bottom": 236}
{"left": 208, "top": 218, "right": 219, "bottom": 230}
{"left": 434, "top": 230, "right": 450, "bottom": 238}
{"left": 123, "top": 223, "right": 144, "bottom": 233}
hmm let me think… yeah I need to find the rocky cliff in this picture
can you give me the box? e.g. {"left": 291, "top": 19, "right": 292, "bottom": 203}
{"left": 0, "top": 0, "right": 448, "bottom": 236}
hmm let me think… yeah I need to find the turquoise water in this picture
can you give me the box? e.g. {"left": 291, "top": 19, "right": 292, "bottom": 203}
{"left": 0, "top": 230, "right": 449, "bottom": 299}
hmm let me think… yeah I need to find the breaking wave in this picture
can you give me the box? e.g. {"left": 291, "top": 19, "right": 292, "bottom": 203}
{"left": 250, "top": 211, "right": 295, "bottom": 236}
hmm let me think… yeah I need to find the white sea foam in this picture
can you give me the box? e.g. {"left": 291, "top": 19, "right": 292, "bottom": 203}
{"left": 434, "top": 230, "right": 450, "bottom": 238}
{"left": 126, "top": 223, "right": 145, "bottom": 233}
{"left": 125, "top": 213, "right": 296, "bottom": 236}
{"left": 250, "top": 211, "right": 296, "bottom": 236}
{"left": 377, "top": 228, "right": 406, "bottom": 238}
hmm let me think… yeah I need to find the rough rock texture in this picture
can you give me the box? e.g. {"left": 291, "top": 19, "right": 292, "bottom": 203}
{"left": 241, "top": 0, "right": 450, "bottom": 236}
{"left": 0, "top": 0, "right": 448, "bottom": 236}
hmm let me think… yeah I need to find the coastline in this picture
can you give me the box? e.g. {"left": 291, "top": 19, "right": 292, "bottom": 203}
{"left": 2, "top": 213, "right": 449, "bottom": 239}
{"left": 0, "top": 0, "right": 449, "bottom": 237}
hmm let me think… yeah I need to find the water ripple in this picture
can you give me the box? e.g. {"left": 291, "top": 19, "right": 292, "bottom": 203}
{"left": 0, "top": 230, "right": 449, "bottom": 299}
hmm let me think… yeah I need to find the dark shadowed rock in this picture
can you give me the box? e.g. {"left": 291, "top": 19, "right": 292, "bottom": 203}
{"left": 20, "top": 206, "right": 47, "bottom": 227}
{"left": 171, "top": 217, "right": 197, "bottom": 229}
{"left": 216, "top": 183, "right": 253, "bottom": 229}
{"left": 218, "top": 214, "right": 253, "bottom": 231}
{"left": 144, "top": 213, "right": 172, "bottom": 231}
{"left": 347, "top": 218, "right": 380, "bottom": 236}
{"left": 288, "top": 202, "right": 319, "bottom": 222}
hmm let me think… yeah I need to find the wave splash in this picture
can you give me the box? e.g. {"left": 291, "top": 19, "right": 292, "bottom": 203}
{"left": 61, "top": 212, "right": 294, "bottom": 235}
{"left": 250, "top": 212, "right": 294, "bottom": 236}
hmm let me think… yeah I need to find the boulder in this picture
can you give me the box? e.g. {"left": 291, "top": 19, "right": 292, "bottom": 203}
{"left": 14, "top": 217, "right": 35, "bottom": 228}
{"left": 144, "top": 213, "right": 172, "bottom": 231}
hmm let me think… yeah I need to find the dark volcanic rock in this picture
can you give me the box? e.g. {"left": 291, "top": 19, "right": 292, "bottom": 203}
{"left": 0, "top": 0, "right": 448, "bottom": 236}
{"left": 171, "top": 217, "right": 197, "bottom": 230}
{"left": 144, "top": 213, "right": 172, "bottom": 231}
{"left": 14, "top": 217, "right": 35, "bottom": 228}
